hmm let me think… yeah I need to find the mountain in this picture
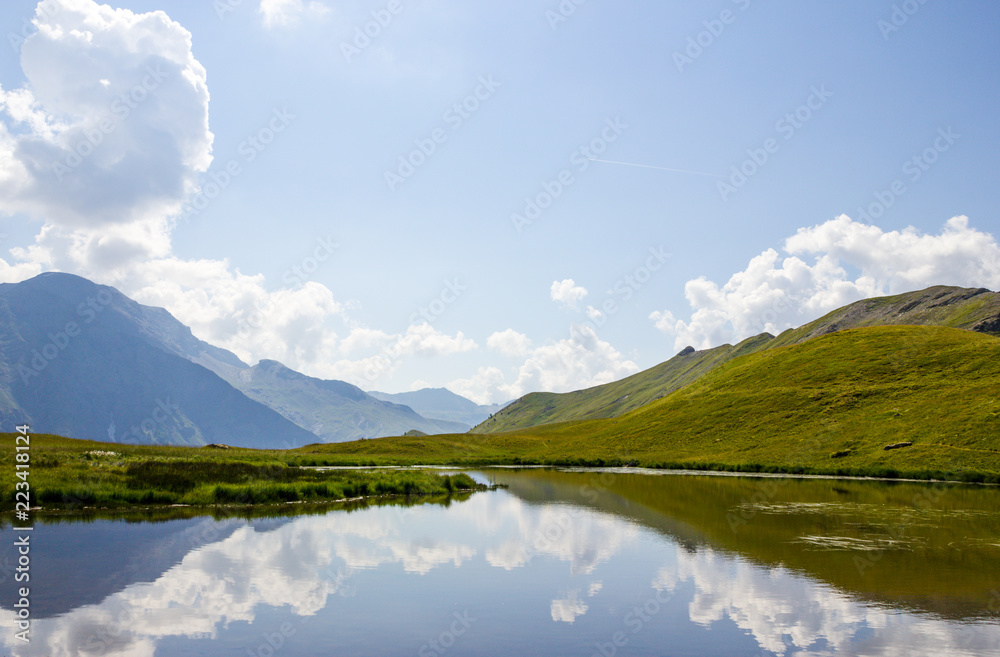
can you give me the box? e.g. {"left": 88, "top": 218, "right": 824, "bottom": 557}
{"left": 766, "top": 285, "right": 1000, "bottom": 347}
{"left": 0, "top": 273, "right": 470, "bottom": 446}
{"left": 473, "top": 285, "right": 1000, "bottom": 434}
{"left": 368, "top": 387, "right": 508, "bottom": 429}
{"left": 314, "top": 325, "right": 1000, "bottom": 478}
{"left": 0, "top": 273, "right": 317, "bottom": 448}
{"left": 224, "top": 361, "right": 469, "bottom": 442}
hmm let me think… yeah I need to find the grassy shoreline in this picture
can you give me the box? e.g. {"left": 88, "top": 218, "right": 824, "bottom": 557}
{"left": 0, "top": 433, "right": 487, "bottom": 515}
{"left": 290, "top": 445, "right": 1000, "bottom": 484}
{"left": 297, "top": 327, "right": 1000, "bottom": 484}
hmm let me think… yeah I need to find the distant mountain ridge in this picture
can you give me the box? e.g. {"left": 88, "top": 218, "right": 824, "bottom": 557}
{"left": 0, "top": 273, "right": 316, "bottom": 448}
{"left": 0, "top": 273, "right": 478, "bottom": 446}
{"left": 222, "top": 361, "right": 470, "bottom": 441}
{"left": 473, "top": 285, "right": 1000, "bottom": 434}
{"left": 368, "top": 387, "right": 509, "bottom": 429}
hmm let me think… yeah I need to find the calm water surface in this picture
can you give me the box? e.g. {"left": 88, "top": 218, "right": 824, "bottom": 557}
{"left": 2, "top": 469, "right": 999, "bottom": 656}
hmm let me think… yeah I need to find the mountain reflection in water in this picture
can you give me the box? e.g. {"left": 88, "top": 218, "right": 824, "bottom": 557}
{"left": 0, "top": 469, "right": 997, "bottom": 657}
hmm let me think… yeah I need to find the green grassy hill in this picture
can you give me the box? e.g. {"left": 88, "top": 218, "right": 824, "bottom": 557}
{"left": 474, "top": 286, "right": 1000, "bottom": 434}
{"left": 473, "top": 334, "right": 772, "bottom": 434}
{"left": 305, "top": 326, "right": 1000, "bottom": 480}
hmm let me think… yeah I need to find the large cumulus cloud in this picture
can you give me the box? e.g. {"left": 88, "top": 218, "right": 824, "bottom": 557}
{"left": 651, "top": 215, "right": 1000, "bottom": 351}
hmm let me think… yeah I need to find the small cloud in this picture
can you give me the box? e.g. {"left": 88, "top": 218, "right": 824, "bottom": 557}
{"left": 487, "top": 329, "right": 532, "bottom": 359}
{"left": 259, "top": 0, "right": 330, "bottom": 28}
{"left": 551, "top": 589, "right": 588, "bottom": 623}
{"left": 586, "top": 306, "right": 603, "bottom": 320}
{"left": 648, "top": 309, "right": 676, "bottom": 334}
{"left": 449, "top": 324, "right": 639, "bottom": 404}
{"left": 551, "top": 278, "right": 588, "bottom": 310}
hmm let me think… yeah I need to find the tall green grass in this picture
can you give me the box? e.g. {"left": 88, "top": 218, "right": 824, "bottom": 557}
{"left": 0, "top": 434, "right": 484, "bottom": 513}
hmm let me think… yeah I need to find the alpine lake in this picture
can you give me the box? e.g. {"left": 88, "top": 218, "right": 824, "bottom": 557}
{"left": 2, "top": 468, "right": 999, "bottom": 656}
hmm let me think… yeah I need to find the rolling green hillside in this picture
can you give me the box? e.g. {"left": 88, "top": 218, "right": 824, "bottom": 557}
{"left": 304, "top": 326, "right": 1000, "bottom": 480}
{"left": 474, "top": 286, "right": 1000, "bottom": 434}
{"left": 473, "top": 333, "right": 773, "bottom": 434}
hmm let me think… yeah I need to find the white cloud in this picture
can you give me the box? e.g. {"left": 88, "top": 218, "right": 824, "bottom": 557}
{"left": 487, "top": 328, "right": 532, "bottom": 359}
{"left": 550, "top": 278, "right": 588, "bottom": 310}
{"left": 652, "top": 215, "right": 1000, "bottom": 351}
{"left": 0, "top": 0, "right": 212, "bottom": 238}
{"left": 394, "top": 323, "right": 477, "bottom": 357}
{"left": 259, "top": 0, "right": 330, "bottom": 28}
{"left": 450, "top": 324, "right": 639, "bottom": 404}
{"left": 551, "top": 589, "right": 588, "bottom": 623}
{"left": 445, "top": 366, "right": 516, "bottom": 406}
{"left": 0, "top": 2, "right": 479, "bottom": 392}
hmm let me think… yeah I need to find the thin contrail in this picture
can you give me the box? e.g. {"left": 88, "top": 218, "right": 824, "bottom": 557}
{"left": 588, "top": 158, "right": 725, "bottom": 179}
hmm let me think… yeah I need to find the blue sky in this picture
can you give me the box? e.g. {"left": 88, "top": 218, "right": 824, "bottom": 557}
{"left": 0, "top": 0, "right": 998, "bottom": 403}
